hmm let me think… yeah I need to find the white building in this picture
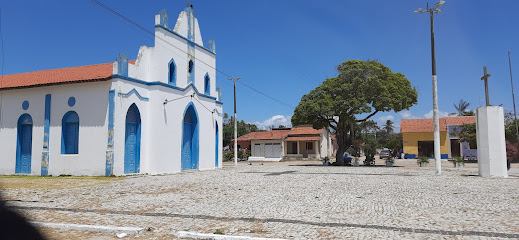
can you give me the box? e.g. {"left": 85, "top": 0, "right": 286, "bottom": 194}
{"left": 0, "top": 7, "right": 223, "bottom": 176}
{"left": 237, "top": 126, "right": 333, "bottom": 162}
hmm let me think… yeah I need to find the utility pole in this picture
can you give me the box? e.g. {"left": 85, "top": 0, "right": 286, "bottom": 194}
{"left": 509, "top": 51, "right": 519, "bottom": 143}
{"left": 229, "top": 77, "right": 241, "bottom": 166}
{"left": 414, "top": 1, "right": 445, "bottom": 175}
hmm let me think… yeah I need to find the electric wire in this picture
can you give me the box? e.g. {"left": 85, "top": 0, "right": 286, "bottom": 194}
{"left": 0, "top": 8, "right": 4, "bottom": 128}
{"left": 89, "top": 0, "right": 294, "bottom": 109}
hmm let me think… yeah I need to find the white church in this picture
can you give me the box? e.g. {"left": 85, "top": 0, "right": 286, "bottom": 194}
{"left": 0, "top": 6, "right": 223, "bottom": 176}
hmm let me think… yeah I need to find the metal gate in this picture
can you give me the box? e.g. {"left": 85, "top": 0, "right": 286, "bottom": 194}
{"left": 265, "top": 143, "right": 282, "bottom": 158}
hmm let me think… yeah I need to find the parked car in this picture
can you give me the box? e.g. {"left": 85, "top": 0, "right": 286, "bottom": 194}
{"left": 379, "top": 150, "right": 391, "bottom": 158}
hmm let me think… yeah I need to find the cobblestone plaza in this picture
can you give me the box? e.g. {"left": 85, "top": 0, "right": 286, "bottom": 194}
{"left": 2, "top": 160, "right": 519, "bottom": 239}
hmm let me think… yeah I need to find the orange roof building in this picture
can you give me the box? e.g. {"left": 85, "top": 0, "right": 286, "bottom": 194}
{"left": 0, "top": 7, "right": 223, "bottom": 176}
{"left": 400, "top": 116, "right": 476, "bottom": 159}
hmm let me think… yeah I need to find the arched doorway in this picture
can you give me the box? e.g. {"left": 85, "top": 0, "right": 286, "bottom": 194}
{"left": 215, "top": 121, "right": 219, "bottom": 167}
{"left": 182, "top": 103, "right": 199, "bottom": 170}
{"left": 16, "top": 114, "right": 33, "bottom": 174}
{"left": 124, "top": 104, "right": 141, "bottom": 174}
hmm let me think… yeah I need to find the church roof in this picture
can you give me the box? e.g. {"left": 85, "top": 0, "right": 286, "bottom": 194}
{"left": 0, "top": 61, "right": 135, "bottom": 90}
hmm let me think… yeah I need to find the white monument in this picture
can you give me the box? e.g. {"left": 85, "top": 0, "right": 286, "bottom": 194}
{"left": 476, "top": 67, "right": 508, "bottom": 177}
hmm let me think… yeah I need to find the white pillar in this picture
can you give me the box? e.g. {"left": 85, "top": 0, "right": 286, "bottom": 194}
{"left": 476, "top": 106, "right": 508, "bottom": 177}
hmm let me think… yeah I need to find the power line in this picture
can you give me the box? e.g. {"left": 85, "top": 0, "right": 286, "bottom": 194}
{"left": 89, "top": 0, "right": 295, "bottom": 110}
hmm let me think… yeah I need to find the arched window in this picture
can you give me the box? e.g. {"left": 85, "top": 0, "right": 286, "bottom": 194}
{"left": 188, "top": 60, "right": 194, "bottom": 74}
{"left": 169, "top": 59, "right": 176, "bottom": 85}
{"left": 61, "top": 111, "right": 79, "bottom": 154}
{"left": 204, "top": 74, "right": 210, "bottom": 95}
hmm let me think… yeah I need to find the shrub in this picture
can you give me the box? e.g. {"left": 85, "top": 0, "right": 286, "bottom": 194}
{"left": 417, "top": 156, "right": 429, "bottom": 165}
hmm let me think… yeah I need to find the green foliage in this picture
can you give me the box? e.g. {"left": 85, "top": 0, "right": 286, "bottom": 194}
{"left": 383, "top": 120, "right": 394, "bottom": 133}
{"left": 363, "top": 135, "right": 378, "bottom": 155}
{"left": 223, "top": 151, "right": 234, "bottom": 162}
{"left": 214, "top": 229, "right": 224, "bottom": 235}
{"left": 453, "top": 99, "right": 474, "bottom": 116}
{"left": 385, "top": 133, "right": 402, "bottom": 151}
{"left": 449, "top": 157, "right": 465, "bottom": 167}
{"left": 417, "top": 156, "right": 429, "bottom": 165}
{"left": 291, "top": 60, "right": 417, "bottom": 164}
{"left": 222, "top": 113, "right": 261, "bottom": 147}
{"left": 452, "top": 123, "right": 477, "bottom": 148}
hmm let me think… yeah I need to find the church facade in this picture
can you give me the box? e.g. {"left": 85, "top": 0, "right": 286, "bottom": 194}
{"left": 0, "top": 7, "right": 223, "bottom": 176}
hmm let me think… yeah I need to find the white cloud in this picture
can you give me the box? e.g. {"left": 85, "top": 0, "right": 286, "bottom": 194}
{"left": 252, "top": 115, "right": 292, "bottom": 130}
{"left": 424, "top": 110, "right": 450, "bottom": 118}
{"left": 399, "top": 110, "right": 412, "bottom": 118}
{"left": 377, "top": 115, "right": 395, "bottom": 122}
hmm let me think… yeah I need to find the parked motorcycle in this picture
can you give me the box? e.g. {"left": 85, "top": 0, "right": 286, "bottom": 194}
{"left": 363, "top": 154, "right": 376, "bottom": 166}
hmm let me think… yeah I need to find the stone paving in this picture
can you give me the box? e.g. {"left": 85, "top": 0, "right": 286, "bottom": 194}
{"left": 1, "top": 160, "right": 519, "bottom": 239}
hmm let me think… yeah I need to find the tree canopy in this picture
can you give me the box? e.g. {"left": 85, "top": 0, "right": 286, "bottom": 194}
{"left": 292, "top": 60, "right": 417, "bottom": 164}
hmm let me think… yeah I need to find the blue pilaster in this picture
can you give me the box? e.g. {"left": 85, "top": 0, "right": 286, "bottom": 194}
{"left": 105, "top": 89, "right": 115, "bottom": 176}
{"left": 41, "top": 94, "right": 51, "bottom": 176}
{"left": 116, "top": 53, "right": 128, "bottom": 77}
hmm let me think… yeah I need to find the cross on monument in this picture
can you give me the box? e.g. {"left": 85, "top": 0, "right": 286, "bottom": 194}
{"left": 481, "top": 66, "right": 491, "bottom": 106}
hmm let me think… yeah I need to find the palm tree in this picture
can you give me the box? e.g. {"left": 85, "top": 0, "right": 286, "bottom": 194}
{"left": 383, "top": 120, "right": 394, "bottom": 133}
{"left": 453, "top": 99, "right": 473, "bottom": 116}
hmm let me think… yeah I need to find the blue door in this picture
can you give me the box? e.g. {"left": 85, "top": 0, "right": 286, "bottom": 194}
{"left": 181, "top": 104, "right": 199, "bottom": 170}
{"left": 16, "top": 114, "right": 33, "bottom": 174}
{"left": 215, "top": 122, "right": 219, "bottom": 167}
{"left": 124, "top": 104, "right": 141, "bottom": 174}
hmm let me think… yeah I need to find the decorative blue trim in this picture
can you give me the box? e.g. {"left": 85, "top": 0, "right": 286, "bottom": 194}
{"left": 116, "top": 52, "right": 128, "bottom": 77}
{"left": 188, "top": 60, "right": 195, "bottom": 84}
{"left": 215, "top": 121, "right": 219, "bottom": 168}
{"left": 168, "top": 58, "right": 177, "bottom": 86}
{"left": 22, "top": 100, "right": 29, "bottom": 110}
{"left": 214, "top": 109, "right": 222, "bottom": 117}
{"left": 41, "top": 94, "right": 51, "bottom": 176}
{"left": 441, "top": 154, "right": 448, "bottom": 159}
{"left": 68, "top": 97, "right": 76, "bottom": 107}
{"left": 181, "top": 102, "right": 199, "bottom": 170}
{"left": 404, "top": 154, "right": 416, "bottom": 159}
{"left": 113, "top": 74, "right": 218, "bottom": 101}
{"left": 216, "top": 101, "right": 223, "bottom": 105}
{"left": 204, "top": 73, "right": 210, "bottom": 95}
{"left": 105, "top": 89, "right": 115, "bottom": 176}
{"left": 124, "top": 104, "right": 141, "bottom": 174}
{"left": 118, "top": 88, "right": 149, "bottom": 102}
{"left": 16, "top": 114, "right": 33, "bottom": 174}
{"left": 186, "top": 7, "right": 194, "bottom": 42}
{"left": 155, "top": 25, "right": 216, "bottom": 56}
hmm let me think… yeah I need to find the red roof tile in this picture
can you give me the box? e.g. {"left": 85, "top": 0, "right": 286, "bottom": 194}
{"left": 236, "top": 130, "right": 290, "bottom": 141}
{"left": 288, "top": 125, "right": 324, "bottom": 136}
{"left": 444, "top": 116, "right": 476, "bottom": 125}
{"left": 400, "top": 116, "right": 476, "bottom": 133}
{"left": 0, "top": 61, "right": 135, "bottom": 90}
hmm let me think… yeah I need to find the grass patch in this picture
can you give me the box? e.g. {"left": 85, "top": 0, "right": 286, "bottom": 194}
{"left": 0, "top": 175, "right": 125, "bottom": 190}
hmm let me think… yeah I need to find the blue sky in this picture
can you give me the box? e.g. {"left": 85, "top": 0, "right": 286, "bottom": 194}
{"left": 1, "top": 0, "right": 518, "bottom": 131}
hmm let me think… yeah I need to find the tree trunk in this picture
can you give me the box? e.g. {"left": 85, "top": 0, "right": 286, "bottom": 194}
{"left": 335, "top": 120, "right": 352, "bottom": 165}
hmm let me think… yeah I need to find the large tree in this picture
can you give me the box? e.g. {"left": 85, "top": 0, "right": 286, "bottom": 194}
{"left": 291, "top": 60, "right": 417, "bottom": 165}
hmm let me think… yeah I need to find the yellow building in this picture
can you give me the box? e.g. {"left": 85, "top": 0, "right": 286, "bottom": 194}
{"left": 400, "top": 116, "right": 476, "bottom": 159}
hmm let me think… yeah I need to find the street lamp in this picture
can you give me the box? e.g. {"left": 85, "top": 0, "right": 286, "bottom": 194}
{"left": 414, "top": 1, "right": 445, "bottom": 175}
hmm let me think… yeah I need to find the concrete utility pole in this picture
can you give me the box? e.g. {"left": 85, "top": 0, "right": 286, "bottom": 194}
{"left": 481, "top": 66, "right": 491, "bottom": 106}
{"left": 414, "top": 1, "right": 445, "bottom": 175}
{"left": 229, "top": 77, "right": 241, "bottom": 166}
{"left": 508, "top": 51, "right": 519, "bottom": 144}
